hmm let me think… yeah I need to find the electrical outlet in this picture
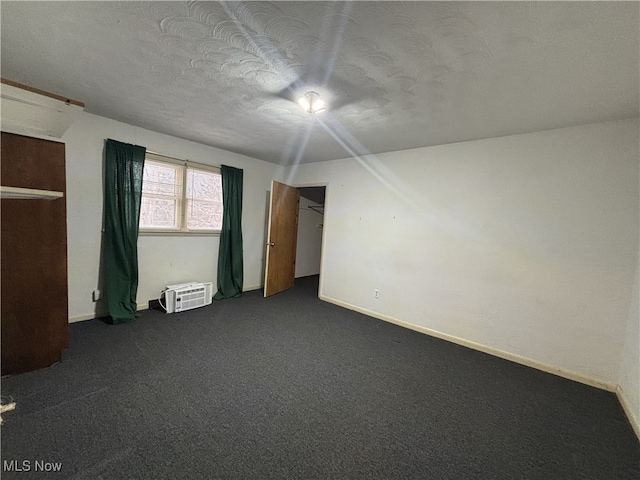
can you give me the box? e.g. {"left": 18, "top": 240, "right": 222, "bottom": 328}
{"left": 92, "top": 289, "right": 101, "bottom": 302}
{"left": 374, "top": 289, "right": 380, "bottom": 299}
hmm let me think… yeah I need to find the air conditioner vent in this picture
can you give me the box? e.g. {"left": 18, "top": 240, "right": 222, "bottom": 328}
{"left": 161, "top": 282, "right": 213, "bottom": 313}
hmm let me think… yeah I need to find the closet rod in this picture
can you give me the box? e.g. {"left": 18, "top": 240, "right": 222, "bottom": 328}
{"left": 307, "top": 205, "right": 324, "bottom": 215}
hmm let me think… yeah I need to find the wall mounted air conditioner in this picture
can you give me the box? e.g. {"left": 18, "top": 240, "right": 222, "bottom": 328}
{"left": 1, "top": 80, "right": 85, "bottom": 139}
{"left": 161, "top": 282, "right": 213, "bottom": 314}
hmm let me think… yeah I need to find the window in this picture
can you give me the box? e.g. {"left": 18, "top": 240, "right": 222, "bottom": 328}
{"left": 139, "top": 153, "right": 223, "bottom": 234}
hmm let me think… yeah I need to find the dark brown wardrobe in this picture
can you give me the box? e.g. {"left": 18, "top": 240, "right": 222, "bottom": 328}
{"left": 1, "top": 131, "right": 69, "bottom": 375}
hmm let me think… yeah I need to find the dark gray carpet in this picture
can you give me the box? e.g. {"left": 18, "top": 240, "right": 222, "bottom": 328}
{"left": 1, "top": 275, "right": 638, "bottom": 479}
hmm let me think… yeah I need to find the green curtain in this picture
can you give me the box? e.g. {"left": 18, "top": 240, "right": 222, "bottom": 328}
{"left": 214, "top": 165, "right": 244, "bottom": 300}
{"left": 103, "top": 139, "right": 146, "bottom": 324}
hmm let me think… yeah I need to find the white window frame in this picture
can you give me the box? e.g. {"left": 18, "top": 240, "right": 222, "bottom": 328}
{"left": 139, "top": 152, "right": 222, "bottom": 236}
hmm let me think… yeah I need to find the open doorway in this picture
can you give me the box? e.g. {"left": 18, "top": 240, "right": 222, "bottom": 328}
{"left": 263, "top": 183, "right": 326, "bottom": 298}
{"left": 296, "top": 186, "right": 325, "bottom": 293}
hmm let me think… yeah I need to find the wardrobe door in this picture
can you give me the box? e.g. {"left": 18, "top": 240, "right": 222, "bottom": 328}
{"left": 1, "top": 132, "right": 68, "bottom": 375}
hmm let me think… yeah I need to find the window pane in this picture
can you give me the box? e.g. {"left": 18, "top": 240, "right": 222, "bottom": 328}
{"left": 140, "top": 157, "right": 223, "bottom": 232}
{"left": 186, "top": 168, "right": 223, "bottom": 230}
{"left": 140, "top": 196, "right": 179, "bottom": 228}
{"left": 142, "top": 162, "right": 181, "bottom": 196}
{"left": 186, "top": 168, "right": 222, "bottom": 201}
{"left": 186, "top": 199, "right": 223, "bottom": 230}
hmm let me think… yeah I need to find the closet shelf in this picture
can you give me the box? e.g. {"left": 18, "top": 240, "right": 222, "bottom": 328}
{"left": 0, "top": 185, "right": 63, "bottom": 200}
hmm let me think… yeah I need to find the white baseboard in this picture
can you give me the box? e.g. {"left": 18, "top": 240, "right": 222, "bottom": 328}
{"left": 69, "top": 286, "right": 264, "bottom": 323}
{"left": 616, "top": 386, "right": 640, "bottom": 441}
{"left": 68, "top": 287, "right": 264, "bottom": 323}
{"left": 68, "top": 303, "right": 148, "bottom": 324}
{"left": 69, "top": 313, "right": 96, "bottom": 323}
{"left": 319, "top": 295, "right": 618, "bottom": 393}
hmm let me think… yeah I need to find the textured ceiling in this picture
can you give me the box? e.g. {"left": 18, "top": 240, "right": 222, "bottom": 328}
{"left": 1, "top": 1, "right": 638, "bottom": 165}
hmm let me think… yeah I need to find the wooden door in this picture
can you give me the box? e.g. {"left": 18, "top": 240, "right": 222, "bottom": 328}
{"left": 264, "top": 181, "right": 300, "bottom": 297}
{"left": 1, "top": 132, "right": 68, "bottom": 375}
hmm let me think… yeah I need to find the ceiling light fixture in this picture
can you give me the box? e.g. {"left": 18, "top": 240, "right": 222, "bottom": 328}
{"left": 298, "top": 91, "right": 326, "bottom": 114}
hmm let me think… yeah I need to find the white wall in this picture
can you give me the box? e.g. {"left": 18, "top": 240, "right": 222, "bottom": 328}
{"left": 618, "top": 229, "right": 639, "bottom": 433}
{"left": 295, "top": 195, "right": 324, "bottom": 278}
{"left": 63, "top": 112, "right": 281, "bottom": 321}
{"left": 287, "top": 119, "right": 639, "bottom": 386}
